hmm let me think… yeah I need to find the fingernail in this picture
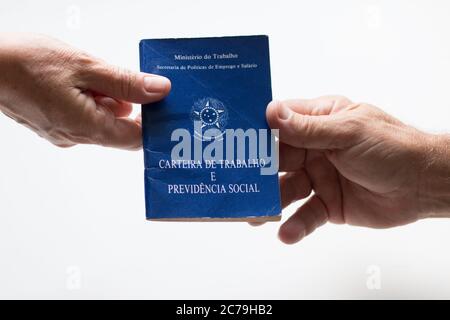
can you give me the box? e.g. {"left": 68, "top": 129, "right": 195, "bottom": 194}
{"left": 278, "top": 103, "right": 292, "bottom": 120}
{"left": 144, "top": 76, "right": 170, "bottom": 93}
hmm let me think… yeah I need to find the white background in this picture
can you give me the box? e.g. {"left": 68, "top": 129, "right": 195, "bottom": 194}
{"left": 0, "top": 0, "right": 449, "bottom": 299}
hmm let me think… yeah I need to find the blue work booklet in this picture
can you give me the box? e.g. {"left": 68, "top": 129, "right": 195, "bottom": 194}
{"left": 139, "top": 35, "right": 281, "bottom": 221}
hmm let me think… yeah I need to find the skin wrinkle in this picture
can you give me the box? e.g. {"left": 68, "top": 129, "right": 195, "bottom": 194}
{"left": 116, "top": 66, "right": 133, "bottom": 101}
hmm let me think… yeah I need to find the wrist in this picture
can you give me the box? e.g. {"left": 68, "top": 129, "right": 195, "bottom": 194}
{"left": 419, "top": 133, "right": 450, "bottom": 218}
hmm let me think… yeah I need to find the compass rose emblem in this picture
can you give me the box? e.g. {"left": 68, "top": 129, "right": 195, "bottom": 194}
{"left": 199, "top": 104, "right": 220, "bottom": 127}
{"left": 191, "top": 97, "right": 228, "bottom": 139}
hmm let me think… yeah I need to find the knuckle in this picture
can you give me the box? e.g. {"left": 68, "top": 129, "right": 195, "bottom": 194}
{"left": 357, "top": 102, "right": 376, "bottom": 113}
{"left": 59, "top": 49, "right": 81, "bottom": 66}
{"left": 333, "top": 96, "right": 352, "bottom": 108}
{"left": 331, "top": 95, "right": 352, "bottom": 105}
{"left": 116, "top": 67, "right": 137, "bottom": 100}
{"left": 73, "top": 56, "right": 104, "bottom": 83}
{"left": 54, "top": 49, "right": 92, "bottom": 78}
{"left": 321, "top": 95, "right": 352, "bottom": 112}
{"left": 354, "top": 103, "right": 385, "bottom": 120}
{"left": 339, "top": 115, "right": 366, "bottom": 142}
{"left": 75, "top": 51, "right": 100, "bottom": 68}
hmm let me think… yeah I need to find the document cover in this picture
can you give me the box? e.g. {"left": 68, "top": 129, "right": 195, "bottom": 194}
{"left": 139, "top": 35, "right": 281, "bottom": 221}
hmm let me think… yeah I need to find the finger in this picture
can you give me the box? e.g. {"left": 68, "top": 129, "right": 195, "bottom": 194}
{"left": 305, "top": 151, "right": 345, "bottom": 224}
{"left": 249, "top": 152, "right": 310, "bottom": 228}
{"left": 100, "top": 118, "right": 142, "bottom": 150}
{"left": 87, "top": 104, "right": 143, "bottom": 150}
{"left": 249, "top": 168, "right": 311, "bottom": 228}
{"left": 79, "top": 62, "right": 171, "bottom": 104}
{"left": 95, "top": 96, "right": 133, "bottom": 118}
{"left": 266, "top": 98, "right": 358, "bottom": 149}
{"left": 278, "top": 195, "right": 329, "bottom": 244}
{"left": 249, "top": 222, "right": 266, "bottom": 227}
{"left": 279, "top": 142, "right": 306, "bottom": 172}
{"left": 280, "top": 170, "right": 312, "bottom": 208}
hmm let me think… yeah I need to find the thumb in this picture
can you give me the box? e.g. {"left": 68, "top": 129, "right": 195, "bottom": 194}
{"left": 266, "top": 100, "right": 358, "bottom": 149}
{"left": 79, "top": 61, "right": 171, "bottom": 104}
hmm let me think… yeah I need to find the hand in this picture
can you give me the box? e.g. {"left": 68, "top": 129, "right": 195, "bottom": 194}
{"left": 0, "top": 33, "right": 171, "bottom": 150}
{"left": 264, "top": 96, "right": 450, "bottom": 244}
